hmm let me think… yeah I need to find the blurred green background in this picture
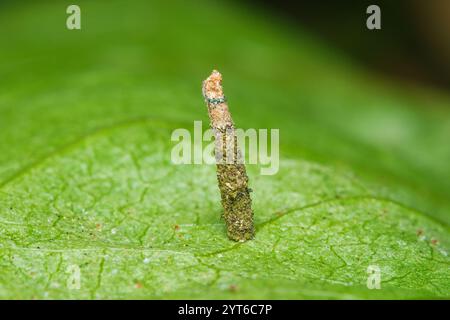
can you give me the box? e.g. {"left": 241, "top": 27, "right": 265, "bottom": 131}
{"left": 1, "top": 0, "right": 449, "bottom": 223}
{"left": 248, "top": 0, "right": 450, "bottom": 90}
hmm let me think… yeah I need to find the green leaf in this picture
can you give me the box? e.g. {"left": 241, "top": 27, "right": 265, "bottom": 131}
{"left": 0, "top": 0, "right": 449, "bottom": 299}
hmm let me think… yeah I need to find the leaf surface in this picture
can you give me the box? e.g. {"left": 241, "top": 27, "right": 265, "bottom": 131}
{"left": 0, "top": 0, "right": 449, "bottom": 299}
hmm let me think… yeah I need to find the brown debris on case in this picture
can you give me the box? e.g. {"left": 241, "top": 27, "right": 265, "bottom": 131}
{"left": 202, "top": 70, "right": 254, "bottom": 242}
